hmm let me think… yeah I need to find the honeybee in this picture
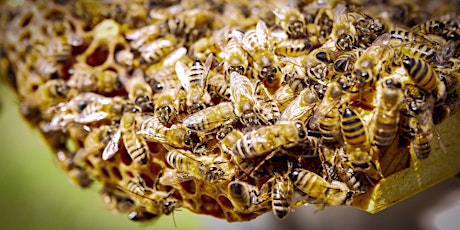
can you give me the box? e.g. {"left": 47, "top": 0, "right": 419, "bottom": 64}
{"left": 128, "top": 208, "right": 158, "bottom": 222}
{"left": 279, "top": 87, "right": 320, "bottom": 122}
{"left": 119, "top": 104, "right": 150, "bottom": 164}
{"left": 402, "top": 57, "right": 444, "bottom": 100}
{"left": 75, "top": 95, "right": 125, "bottom": 124}
{"left": 101, "top": 127, "right": 122, "bottom": 161}
{"left": 230, "top": 72, "right": 259, "bottom": 125}
{"left": 146, "top": 66, "right": 178, "bottom": 93}
{"left": 34, "top": 55, "right": 60, "bottom": 81}
{"left": 274, "top": 38, "right": 312, "bottom": 57}
{"left": 408, "top": 96, "right": 445, "bottom": 160}
{"left": 387, "top": 30, "right": 433, "bottom": 46}
{"left": 138, "top": 35, "right": 176, "bottom": 65}
{"left": 216, "top": 126, "right": 243, "bottom": 156}
{"left": 264, "top": 172, "right": 294, "bottom": 220}
{"left": 126, "top": 175, "right": 147, "bottom": 195}
{"left": 353, "top": 42, "right": 394, "bottom": 86}
{"left": 67, "top": 65, "right": 122, "bottom": 94}
{"left": 272, "top": 4, "right": 306, "bottom": 38}
{"left": 224, "top": 29, "right": 248, "bottom": 77}
{"left": 297, "top": 53, "right": 331, "bottom": 85}
{"left": 393, "top": 43, "right": 437, "bottom": 63}
{"left": 254, "top": 81, "right": 281, "bottom": 125}
{"left": 441, "top": 19, "right": 460, "bottom": 41}
{"left": 152, "top": 87, "right": 186, "bottom": 125}
{"left": 207, "top": 72, "right": 231, "bottom": 100}
{"left": 273, "top": 84, "right": 299, "bottom": 111}
{"left": 312, "top": 7, "right": 334, "bottom": 44}
{"left": 175, "top": 54, "right": 213, "bottom": 114}
{"left": 243, "top": 21, "right": 281, "bottom": 87}
{"left": 55, "top": 150, "right": 93, "bottom": 188}
{"left": 323, "top": 148, "right": 367, "bottom": 192}
{"left": 275, "top": 63, "right": 308, "bottom": 110}
{"left": 232, "top": 121, "right": 307, "bottom": 160}
{"left": 334, "top": 50, "right": 362, "bottom": 73}
{"left": 290, "top": 168, "right": 354, "bottom": 207}
{"left": 331, "top": 8, "right": 359, "bottom": 51}
{"left": 118, "top": 182, "right": 179, "bottom": 217}
{"left": 25, "top": 79, "right": 69, "bottom": 112}
{"left": 309, "top": 82, "right": 346, "bottom": 143}
{"left": 165, "top": 149, "right": 226, "bottom": 183}
{"left": 341, "top": 106, "right": 375, "bottom": 173}
{"left": 100, "top": 189, "right": 134, "bottom": 213}
{"left": 159, "top": 8, "right": 212, "bottom": 39}
{"left": 228, "top": 181, "right": 263, "bottom": 213}
{"left": 44, "top": 37, "right": 72, "bottom": 63}
{"left": 138, "top": 114, "right": 203, "bottom": 149}
{"left": 412, "top": 19, "right": 445, "bottom": 36}
{"left": 125, "top": 24, "right": 160, "bottom": 50}
{"left": 121, "top": 69, "right": 154, "bottom": 112}
{"left": 372, "top": 78, "right": 404, "bottom": 148}
{"left": 411, "top": 119, "right": 433, "bottom": 160}
{"left": 183, "top": 102, "right": 237, "bottom": 132}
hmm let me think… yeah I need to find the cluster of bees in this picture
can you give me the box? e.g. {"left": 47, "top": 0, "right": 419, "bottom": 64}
{"left": 1, "top": 0, "right": 460, "bottom": 223}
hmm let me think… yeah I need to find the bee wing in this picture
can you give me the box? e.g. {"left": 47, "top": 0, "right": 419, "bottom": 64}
{"left": 272, "top": 7, "right": 287, "bottom": 20}
{"left": 256, "top": 20, "right": 272, "bottom": 50}
{"left": 102, "top": 128, "right": 121, "bottom": 160}
{"left": 183, "top": 102, "right": 236, "bottom": 131}
{"left": 372, "top": 33, "right": 391, "bottom": 46}
{"left": 159, "top": 170, "right": 193, "bottom": 185}
{"left": 201, "top": 53, "right": 214, "bottom": 91}
{"left": 126, "top": 25, "right": 158, "bottom": 41}
{"left": 332, "top": 3, "right": 347, "bottom": 23}
{"left": 163, "top": 47, "right": 187, "bottom": 67}
{"left": 138, "top": 39, "right": 173, "bottom": 53}
{"left": 75, "top": 110, "right": 109, "bottom": 124}
{"left": 230, "top": 72, "right": 255, "bottom": 103}
{"left": 175, "top": 61, "right": 191, "bottom": 92}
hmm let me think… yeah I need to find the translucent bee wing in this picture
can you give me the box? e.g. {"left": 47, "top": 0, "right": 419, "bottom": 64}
{"left": 280, "top": 88, "right": 318, "bottom": 121}
{"left": 183, "top": 102, "right": 236, "bottom": 132}
{"left": 159, "top": 170, "right": 193, "bottom": 185}
{"left": 175, "top": 61, "right": 191, "bottom": 92}
{"left": 272, "top": 7, "right": 287, "bottom": 20}
{"left": 230, "top": 72, "right": 255, "bottom": 104}
{"left": 256, "top": 20, "right": 271, "bottom": 50}
{"left": 372, "top": 33, "right": 391, "bottom": 46}
{"left": 138, "top": 39, "right": 173, "bottom": 53}
{"left": 163, "top": 47, "right": 187, "bottom": 67}
{"left": 75, "top": 111, "right": 109, "bottom": 124}
{"left": 202, "top": 53, "right": 214, "bottom": 90}
{"left": 102, "top": 128, "right": 121, "bottom": 160}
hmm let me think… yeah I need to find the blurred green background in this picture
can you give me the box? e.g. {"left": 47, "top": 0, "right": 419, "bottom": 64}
{"left": 0, "top": 83, "right": 200, "bottom": 230}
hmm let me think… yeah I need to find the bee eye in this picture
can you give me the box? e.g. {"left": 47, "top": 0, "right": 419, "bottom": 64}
{"left": 194, "top": 104, "right": 205, "bottom": 111}
{"left": 184, "top": 138, "right": 191, "bottom": 145}
{"left": 160, "top": 106, "right": 172, "bottom": 114}
{"left": 77, "top": 101, "right": 88, "bottom": 111}
{"left": 217, "top": 132, "right": 226, "bottom": 140}
{"left": 289, "top": 170, "right": 300, "bottom": 181}
{"left": 316, "top": 51, "right": 328, "bottom": 62}
{"left": 360, "top": 71, "right": 369, "bottom": 80}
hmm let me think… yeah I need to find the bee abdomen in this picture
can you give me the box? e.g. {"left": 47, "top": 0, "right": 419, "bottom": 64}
{"left": 403, "top": 57, "right": 437, "bottom": 91}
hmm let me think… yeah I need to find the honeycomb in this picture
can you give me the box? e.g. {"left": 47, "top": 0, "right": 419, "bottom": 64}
{"left": 1, "top": 0, "right": 460, "bottom": 223}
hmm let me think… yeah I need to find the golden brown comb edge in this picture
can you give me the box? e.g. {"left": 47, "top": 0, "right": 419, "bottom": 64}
{"left": 352, "top": 112, "right": 460, "bottom": 213}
